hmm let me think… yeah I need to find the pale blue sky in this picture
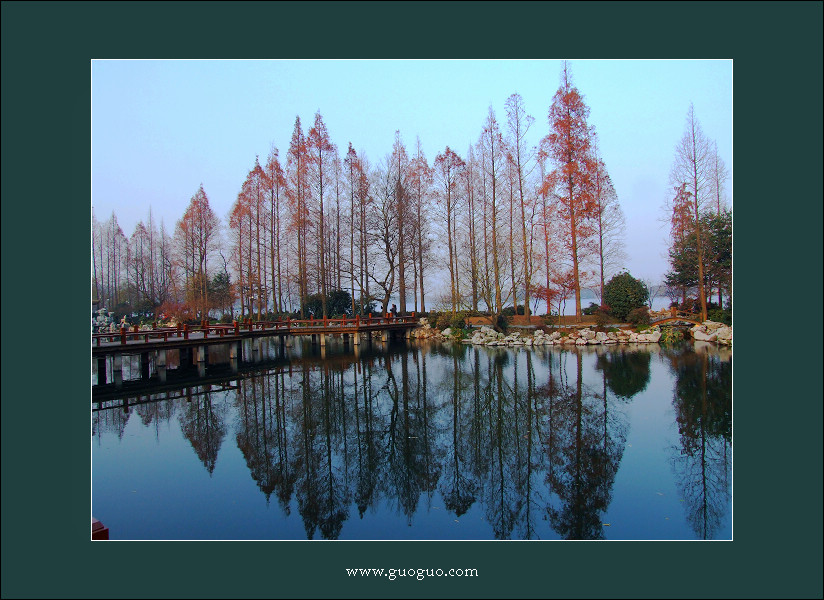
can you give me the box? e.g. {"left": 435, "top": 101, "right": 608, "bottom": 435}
{"left": 92, "top": 59, "right": 732, "bottom": 284}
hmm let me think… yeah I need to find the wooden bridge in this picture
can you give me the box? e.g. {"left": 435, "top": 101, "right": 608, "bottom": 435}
{"left": 649, "top": 312, "right": 703, "bottom": 327}
{"left": 92, "top": 314, "right": 419, "bottom": 387}
{"left": 93, "top": 314, "right": 418, "bottom": 351}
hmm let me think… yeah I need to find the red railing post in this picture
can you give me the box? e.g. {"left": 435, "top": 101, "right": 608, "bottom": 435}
{"left": 120, "top": 326, "right": 126, "bottom": 345}
{"left": 183, "top": 324, "right": 189, "bottom": 340}
{"left": 356, "top": 314, "right": 360, "bottom": 328}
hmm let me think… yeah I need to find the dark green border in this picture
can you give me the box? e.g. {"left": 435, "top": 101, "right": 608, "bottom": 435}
{"left": 2, "top": 2, "right": 822, "bottom": 598}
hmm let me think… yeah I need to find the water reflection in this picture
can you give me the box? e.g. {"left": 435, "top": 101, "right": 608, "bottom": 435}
{"left": 663, "top": 346, "right": 732, "bottom": 539}
{"left": 93, "top": 340, "right": 731, "bottom": 540}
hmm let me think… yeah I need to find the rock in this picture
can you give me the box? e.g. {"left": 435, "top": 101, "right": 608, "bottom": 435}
{"left": 693, "top": 329, "right": 718, "bottom": 342}
{"left": 441, "top": 327, "right": 452, "bottom": 337}
{"left": 703, "top": 320, "right": 725, "bottom": 331}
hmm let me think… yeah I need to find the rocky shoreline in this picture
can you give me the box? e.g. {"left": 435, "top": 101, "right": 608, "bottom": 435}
{"left": 411, "top": 318, "right": 732, "bottom": 347}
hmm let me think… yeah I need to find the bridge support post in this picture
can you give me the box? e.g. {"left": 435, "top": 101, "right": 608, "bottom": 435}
{"left": 320, "top": 333, "right": 326, "bottom": 347}
{"left": 404, "top": 329, "right": 411, "bottom": 340}
{"left": 97, "top": 357, "right": 107, "bottom": 386}
{"left": 353, "top": 332, "right": 360, "bottom": 346}
{"left": 343, "top": 333, "right": 349, "bottom": 346}
{"left": 179, "top": 347, "right": 192, "bottom": 369}
{"left": 140, "top": 351, "right": 150, "bottom": 380}
{"left": 196, "top": 346, "right": 206, "bottom": 363}
{"left": 381, "top": 330, "right": 388, "bottom": 343}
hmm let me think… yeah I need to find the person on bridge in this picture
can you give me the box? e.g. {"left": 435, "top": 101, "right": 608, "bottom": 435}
{"left": 390, "top": 304, "right": 398, "bottom": 317}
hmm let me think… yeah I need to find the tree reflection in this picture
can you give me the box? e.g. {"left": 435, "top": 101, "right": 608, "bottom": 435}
{"left": 135, "top": 393, "right": 177, "bottom": 436}
{"left": 595, "top": 347, "right": 651, "bottom": 399}
{"left": 179, "top": 390, "right": 227, "bottom": 475}
{"left": 438, "top": 349, "right": 476, "bottom": 517}
{"left": 92, "top": 404, "right": 131, "bottom": 442}
{"left": 234, "top": 370, "right": 296, "bottom": 512}
{"left": 385, "top": 350, "right": 441, "bottom": 525}
{"left": 351, "top": 355, "right": 382, "bottom": 518}
{"left": 545, "top": 349, "right": 629, "bottom": 540}
{"left": 94, "top": 339, "right": 729, "bottom": 540}
{"left": 667, "top": 347, "right": 732, "bottom": 539}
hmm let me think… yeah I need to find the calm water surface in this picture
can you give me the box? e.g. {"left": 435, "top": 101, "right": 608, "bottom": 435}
{"left": 92, "top": 338, "right": 731, "bottom": 540}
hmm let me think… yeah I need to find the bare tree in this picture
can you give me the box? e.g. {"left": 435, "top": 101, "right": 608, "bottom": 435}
{"left": 434, "top": 146, "right": 466, "bottom": 315}
{"left": 590, "top": 151, "right": 626, "bottom": 303}
{"left": 710, "top": 141, "right": 729, "bottom": 215}
{"left": 368, "top": 160, "right": 399, "bottom": 314}
{"left": 670, "top": 104, "right": 712, "bottom": 321}
{"left": 480, "top": 107, "right": 506, "bottom": 315}
{"left": 505, "top": 92, "right": 537, "bottom": 317}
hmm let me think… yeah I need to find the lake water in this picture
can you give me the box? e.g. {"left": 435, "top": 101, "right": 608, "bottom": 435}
{"left": 92, "top": 338, "right": 732, "bottom": 540}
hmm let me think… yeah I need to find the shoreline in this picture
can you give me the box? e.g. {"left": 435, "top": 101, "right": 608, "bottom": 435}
{"left": 412, "top": 319, "right": 732, "bottom": 348}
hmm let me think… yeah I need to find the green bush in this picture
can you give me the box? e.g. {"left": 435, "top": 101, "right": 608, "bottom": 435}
{"left": 626, "top": 306, "right": 651, "bottom": 326}
{"left": 680, "top": 298, "right": 700, "bottom": 313}
{"left": 604, "top": 272, "right": 649, "bottom": 321}
{"left": 496, "top": 313, "right": 510, "bottom": 332}
{"left": 583, "top": 302, "right": 600, "bottom": 316}
{"left": 594, "top": 309, "right": 610, "bottom": 329}
{"left": 436, "top": 313, "right": 451, "bottom": 330}
{"left": 450, "top": 314, "right": 466, "bottom": 330}
{"left": 707, "top": 308, "right": 732, "bottom": 325}
{"left": 660, "top": 327, "right": 684, "bottom": 344}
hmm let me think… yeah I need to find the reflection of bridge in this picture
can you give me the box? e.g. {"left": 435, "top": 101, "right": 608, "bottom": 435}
{"left": 92, "top": 315, "right": 418, "bottom": 388}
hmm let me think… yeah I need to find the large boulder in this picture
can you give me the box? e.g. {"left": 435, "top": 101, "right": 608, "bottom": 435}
{"left": 693, "top": 329, "right": 718, "bottom": 342}
{"left": 716, "top": 326, "right": 732, "bottom": 345}
{"left": 703, "top": 320, "right": 725, "bottom": 332}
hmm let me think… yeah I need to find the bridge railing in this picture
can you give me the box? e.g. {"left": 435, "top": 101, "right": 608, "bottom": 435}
{"left": 649, "top": 311, "right": 701, "bottom": 324}
{"left": 287, "top": 313, "right": 417, "bottom": 329}
{"left": 93, "top": 314, "right": 419, "bottom": 346}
